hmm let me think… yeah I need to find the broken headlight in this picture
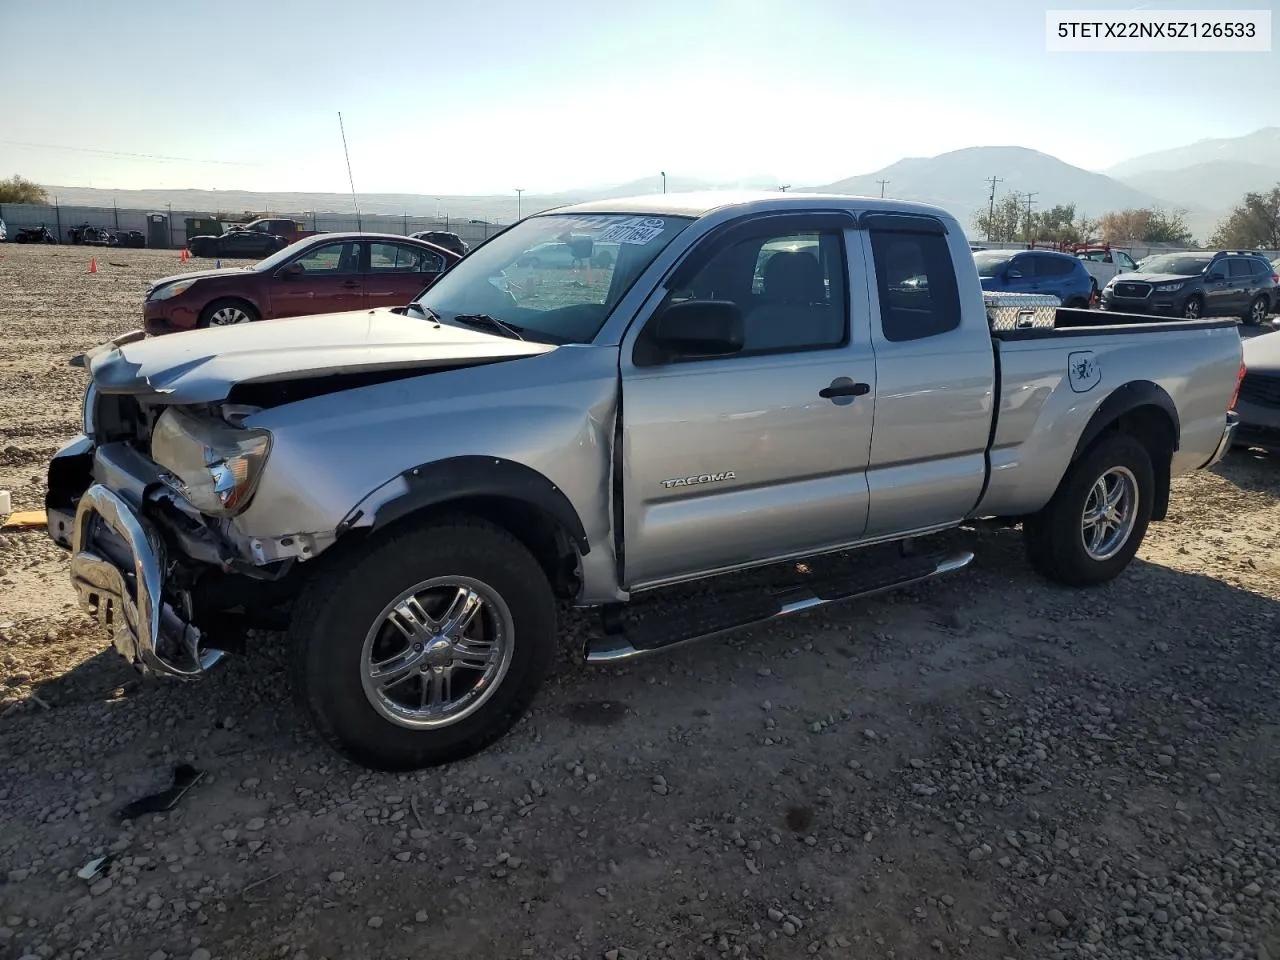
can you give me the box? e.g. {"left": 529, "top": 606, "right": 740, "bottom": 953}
{"left": 150, "top": 407, "right": 272, "bottom": 517}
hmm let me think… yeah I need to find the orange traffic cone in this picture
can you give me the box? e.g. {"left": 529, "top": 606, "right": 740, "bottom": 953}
{"left": 89, "top": 258, "right": 98, "bottom": 274}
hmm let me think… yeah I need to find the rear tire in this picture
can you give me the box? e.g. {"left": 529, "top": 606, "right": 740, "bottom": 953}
{"left": 291, "top": 517, "right": 557, "bottom": 771}
{"left": 1244, "top": 295, "right": 1268, "bottom": 326}
{"left": 1023, "top": 433, "right": 1154, "bottom": 587}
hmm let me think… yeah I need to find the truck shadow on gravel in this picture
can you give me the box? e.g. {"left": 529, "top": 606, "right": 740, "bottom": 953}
{"left": 5, "top": 516, "right": 1279, "bottom": 958}
{"left": 1211, "top": 446, "right": 1278, "bottom": 494}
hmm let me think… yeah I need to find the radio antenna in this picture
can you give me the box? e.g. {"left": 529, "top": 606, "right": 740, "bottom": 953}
{"left": 338, "top": 111, "right": 362, "bottom": 229}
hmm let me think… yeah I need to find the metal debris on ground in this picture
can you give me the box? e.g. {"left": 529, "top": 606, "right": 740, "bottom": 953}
{"left": 76, "top": 855, "right": 112, "bottom": 882}
{"left": 116, "top": 764, "right": 206, "bottom": 821}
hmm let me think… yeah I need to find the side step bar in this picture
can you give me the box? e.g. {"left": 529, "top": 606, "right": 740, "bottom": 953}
{"left": 585, "top": 549, "right": 974, "bottom": 663}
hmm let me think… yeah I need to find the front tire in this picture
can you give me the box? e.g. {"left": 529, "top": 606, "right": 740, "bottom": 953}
{"left": 197, "top": 298, "right": 259, "bottom": 328}
{"left": 291, "top": 517, "right": 557, "bottom": 771}
{"left": 1182, "top": 294, "right": 1204, "bottom": 320}
{"left": 1023, "top": 434, "right": 1154, "bottom": 587}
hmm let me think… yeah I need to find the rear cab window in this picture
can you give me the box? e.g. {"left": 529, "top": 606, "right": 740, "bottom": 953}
{"left": 868, "top": 229, "right": 962, "bottom": 342}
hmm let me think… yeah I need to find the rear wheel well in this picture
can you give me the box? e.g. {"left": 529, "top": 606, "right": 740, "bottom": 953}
{"left": 1078, "top": 404, "right": 1176, "bottom": 521}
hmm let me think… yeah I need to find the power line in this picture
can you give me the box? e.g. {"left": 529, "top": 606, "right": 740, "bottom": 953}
{"left": 1, "top": 138, "right": 264, "bottom": 167}
{"left": 1023, "top": 191, "right": 1039, "bottom": 244}
{"left": 984, "top": 176, "right": 1003, "bottom": 242}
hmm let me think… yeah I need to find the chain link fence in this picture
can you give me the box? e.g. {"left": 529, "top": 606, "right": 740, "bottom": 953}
{"left": 0, "top": 202, "right": 507, "bottom": 249}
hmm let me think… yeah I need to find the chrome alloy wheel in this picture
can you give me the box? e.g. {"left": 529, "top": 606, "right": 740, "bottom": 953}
{"left": 1250, "top": 297, "right": 1268, "bottom": 325}
{"left": 359, "top": 577, "right": 514, "bottom": 729}
{"left": 1081, "top": 466, "right": 1139, "bottom": 561}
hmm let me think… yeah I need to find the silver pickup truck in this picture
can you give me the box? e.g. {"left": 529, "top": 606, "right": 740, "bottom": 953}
{"left": 46, "top": 192, "right": 1244, "bottom": 771}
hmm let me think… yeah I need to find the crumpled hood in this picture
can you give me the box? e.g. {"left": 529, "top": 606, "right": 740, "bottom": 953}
{"left": 85, "top": 308, "right": 556, "bottom": 404}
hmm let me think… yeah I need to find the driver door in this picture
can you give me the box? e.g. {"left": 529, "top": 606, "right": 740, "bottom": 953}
{"left": 618, "top": 213, "right": 876, "bottom": 591}
{"left": 267, "top": 240, "right": 366, "bottom": 318}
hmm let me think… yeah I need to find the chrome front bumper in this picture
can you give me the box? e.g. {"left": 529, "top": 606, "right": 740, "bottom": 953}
{"left": 70, "top": 483, "right": 225, "bottom": 679}
{"left": 1203, "top": 411, "right": 1240, "bottom": 469}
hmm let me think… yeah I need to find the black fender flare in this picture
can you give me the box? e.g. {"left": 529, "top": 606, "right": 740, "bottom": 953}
{"left": 1072, "top": 380, "right": 1180, "bottom": 520}
{"left": 1073, "top": 380, "right": 1180, "bottom": 459}
{"left": 351, "top": 455, "right": 590, "bottom": 554}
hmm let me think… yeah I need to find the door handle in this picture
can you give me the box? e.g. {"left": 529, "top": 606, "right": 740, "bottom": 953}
{"left": 819, "top": 380, "right": 871, "bottom": 399}
{"left": 341, "top": 280, "right": 360, "bottom": 289}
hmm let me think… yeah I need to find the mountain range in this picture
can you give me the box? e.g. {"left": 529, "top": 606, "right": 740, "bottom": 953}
{"left": 40, "top": 127, "right": 1280, "bottom": 243}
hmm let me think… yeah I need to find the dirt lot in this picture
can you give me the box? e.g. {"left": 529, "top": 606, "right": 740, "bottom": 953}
{"left": 1, "top": 243, "right": 1279, "bottom": 960}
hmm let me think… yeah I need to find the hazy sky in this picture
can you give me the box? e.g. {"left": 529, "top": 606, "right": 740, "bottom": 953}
{"left": 3, "top": 0, "right": 1276, "bottom": 195}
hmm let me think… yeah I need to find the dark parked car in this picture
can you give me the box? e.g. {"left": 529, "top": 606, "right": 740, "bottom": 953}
{"left": 410, "top": 230, "right": 469, "bottom": 257}
{"left": 973, "top": 249, "right": 1093, "bottom": 307}
{"left": 1100, "top": 250, "right": 1278, "bottom": 324}
{"left": 143, "top": 232, "right": 461, "bottom": 335}
{"left": 1232, "top": 330, "right": 1280, "bottom": 451}
{"left": 188, "top": 227, "right": 290, "bottom": 259}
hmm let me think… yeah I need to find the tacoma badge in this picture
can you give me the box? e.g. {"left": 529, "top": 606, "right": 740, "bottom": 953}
{"left": 661, "top": 471, "right": 737, "bottom": 489}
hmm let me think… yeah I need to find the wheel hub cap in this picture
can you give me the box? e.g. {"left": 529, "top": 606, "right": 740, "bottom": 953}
{"left": 360, "top": 578, "right": 514, "bottom": 730}
{"left": 1081, "top": 466, "right": 1139, "bottom": 562}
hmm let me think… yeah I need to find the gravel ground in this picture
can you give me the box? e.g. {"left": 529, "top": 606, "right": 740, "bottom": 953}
{"left": 1, "top": 243, "right": 1279, "bottom": 960}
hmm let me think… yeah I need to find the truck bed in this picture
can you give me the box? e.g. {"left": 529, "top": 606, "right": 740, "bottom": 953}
{"left": 977, "top": 310, "right": 1241, "bottom": 517}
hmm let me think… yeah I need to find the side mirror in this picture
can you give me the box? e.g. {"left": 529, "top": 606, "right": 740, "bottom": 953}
{"left": 1006, "top": 269, "right": 1023, "bottom": 279}
{"left": 275, "top": 262, "right": 304, "bottom": 279}
{"left": 567, "top": 236, "right": 594, "bottom": 260}
{"left": 650, "top": 300, "right": 744, "bottom": 360}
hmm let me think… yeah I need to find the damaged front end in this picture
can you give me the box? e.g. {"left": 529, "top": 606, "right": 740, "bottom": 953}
{"left": 50, "top": 316, "right": 558, "bottom": 680}
{"left": 52, "top": 390, "right": 304, "bottom": 679}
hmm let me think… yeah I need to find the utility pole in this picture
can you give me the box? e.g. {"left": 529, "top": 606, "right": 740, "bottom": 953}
{"left": 778, "top": 184, "right": 791, "bottom": 192}
{"left": 515, "top": 188, "right": 524, "bottom": 221}
{"left": 984, "top": 175, "right": 1003, "bottom": 242}
{"left": 1023, "top": 191, "right": 1039, "bottom": 245}
{"left": 661, "top": 171, "right": 666, "bottom": 194}
{"left": 876, "top": 179, "right": 890, "bottom": 198}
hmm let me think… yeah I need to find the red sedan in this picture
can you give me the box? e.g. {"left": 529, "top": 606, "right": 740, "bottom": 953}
{"left": 143, "top": 232, "right": 460, "bottom": 336}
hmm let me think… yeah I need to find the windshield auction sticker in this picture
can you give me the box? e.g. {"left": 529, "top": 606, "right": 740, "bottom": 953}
{"left": 597, "top": 217, "right": 667, "bottom": 245}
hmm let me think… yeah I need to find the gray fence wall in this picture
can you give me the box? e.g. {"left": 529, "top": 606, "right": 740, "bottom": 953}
{"left": 0, "top": 202, "right": 508, "bottom": 249}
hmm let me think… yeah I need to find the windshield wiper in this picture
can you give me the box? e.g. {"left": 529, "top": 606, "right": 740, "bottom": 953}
{"left": 402, "top": 302, "right": 442, "bottom": 324}
{"left": 452, "top": 313, "right": 526, "bottom": 341}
